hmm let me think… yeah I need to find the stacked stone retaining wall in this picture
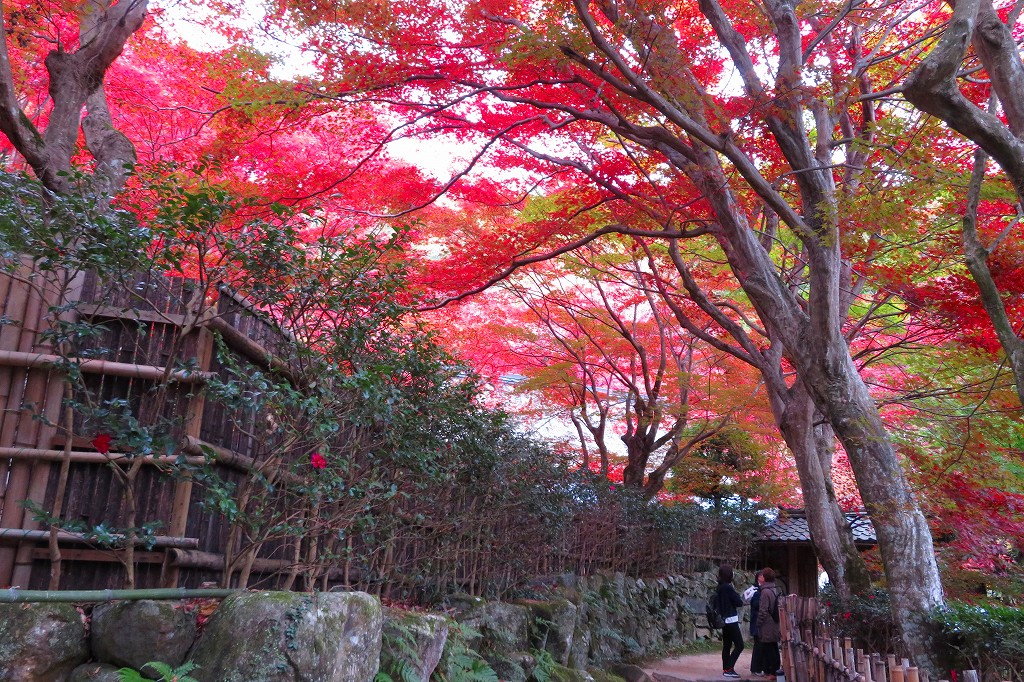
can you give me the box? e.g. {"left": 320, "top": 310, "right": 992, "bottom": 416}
{"left": 0, "top": 570, "right": 753, "bottom": 682}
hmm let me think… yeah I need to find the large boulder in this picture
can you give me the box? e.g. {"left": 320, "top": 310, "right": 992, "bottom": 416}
{"left": 516, "top": 598, "right": 578, "bottom": 666}
{"left": 381, "top": 608, "right": 449, "bottom": 682}
{"left": 455, "top": 600, "right": 530, "bottom": 655}
{"left": 0, "top": 602, "right": 88, "bottom": 682}
{"left": 90, "top": 599, "right": 196, "bottom": 674}
{"left": 187, "top": 590, "right": 382, "bottom": 682}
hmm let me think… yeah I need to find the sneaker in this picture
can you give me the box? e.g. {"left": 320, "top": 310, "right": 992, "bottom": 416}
{"left": 723, "top": 671, "right": 741, "bottom": 679}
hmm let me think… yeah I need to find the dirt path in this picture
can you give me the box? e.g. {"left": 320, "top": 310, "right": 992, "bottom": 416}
{"left": 643, "top": 648, "right": 778, "bottom": 682}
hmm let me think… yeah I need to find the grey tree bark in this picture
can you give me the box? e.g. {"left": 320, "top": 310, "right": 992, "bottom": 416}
{"left": 903, "top": 0, "right": 1024, "bottom": 408}
{"left": 656, "top": 242, "right": 872, "bottom": 599}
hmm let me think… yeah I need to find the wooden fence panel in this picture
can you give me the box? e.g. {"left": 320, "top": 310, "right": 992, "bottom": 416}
{"left": 2, "top": 264, "right": 756, "bottom": 594}
{"left": 0, "top": 261, "right": 83, "bottom": 587}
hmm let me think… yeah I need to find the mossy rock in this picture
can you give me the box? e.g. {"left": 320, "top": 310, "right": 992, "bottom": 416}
{"left": 187, "top": 590, "right": 382, "bottom": 682}
{"left": 381, "top": 607, "right": 448, "bottom": 682}
{"left": 456, "top": 601, "right": 530, "bottom": 655}
{"left": 515, "top": 598, "right": 577, "bottom": 665}
{"left": 0, "top": 602, "right": 88, "bottom": 682}
{"left": 91, "top": 599, "right": 196, "bottom": 674}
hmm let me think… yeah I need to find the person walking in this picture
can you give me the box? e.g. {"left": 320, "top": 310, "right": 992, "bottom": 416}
{"left": 757, "top": 567, "right": 783, "bottom": 676}
{"left": 746, "top": 570, "right": 766, "bottom": 675}
{"left": 715, "top": 564, "right": 745, "bottom": 678}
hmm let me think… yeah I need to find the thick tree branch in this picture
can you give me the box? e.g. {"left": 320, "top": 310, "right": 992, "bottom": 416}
{"left": 962, "top": 149, "right": 1024, "bottom": 406}
{"left": 903, "top": 0, "right": 1024, "bottom": 199}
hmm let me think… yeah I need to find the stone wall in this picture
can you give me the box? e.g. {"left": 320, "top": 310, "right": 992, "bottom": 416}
{"left": 439, "top": 569, "right": 754, "bottom": 680}
{"left": 0, "top": 570, "right": 753, "bottom": 682}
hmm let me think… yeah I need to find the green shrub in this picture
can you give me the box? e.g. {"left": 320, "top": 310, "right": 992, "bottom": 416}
{"left": 930, "top": 600, "right": 1024, "bottom": 681}
{"left": 819, "top": 583, "right": 902, "bottom": 655}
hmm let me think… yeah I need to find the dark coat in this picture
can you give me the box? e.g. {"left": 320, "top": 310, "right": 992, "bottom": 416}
{"left": 749, "top": 586, "right": 761, "bottom": 637}
{"left": 715, "top": 581, "right": 744, "bottom": 621}
{"left": 757, "top": 581, "right": 781, "bottom": 643}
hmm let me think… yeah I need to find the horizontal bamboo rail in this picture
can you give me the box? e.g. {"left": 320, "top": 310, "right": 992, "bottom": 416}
{"left": 183, "top": 436, "right": 301, "bottom": 484}
{"left": 78, "top": 303, "right": 188, "bottom": 326}
{"left": 168, "top": 548, "right": 349, "bottom": 580}
{"left": 207, "top": 316, "right": 296, "bottom": 380}
{"left": 0, "top": 446, "right": 206, "bottom": 466}
{"left": 0, "top": 529, "right": 199, "bottom": 550}
{"left": 0, "top": 587, "right": 238, "bottom": 603}
{"left": 0, "top": 350, "right": 213, "bottom": 382}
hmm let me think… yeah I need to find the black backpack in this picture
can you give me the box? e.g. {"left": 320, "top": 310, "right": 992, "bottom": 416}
{"left": 705, "top": 591, "right": 725, "bottom": 629}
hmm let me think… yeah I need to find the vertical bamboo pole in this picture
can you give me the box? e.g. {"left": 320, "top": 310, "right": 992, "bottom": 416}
{"left": 0, "top": 264, "right": 82, "bottom": 589}
{"left": 0, "top": 262, "right": 48, "bottom": 586}
{"left": 862, "top": 654, "right": 874, "bottom": 682}
{"left": 162, "top": 315, "right": 214, "bottom": 588}
{"left": 819, "top": 637, "right": 828, "bottom": 682}
{"left": 871, "top": 654, "right": 885, "bottom": 682}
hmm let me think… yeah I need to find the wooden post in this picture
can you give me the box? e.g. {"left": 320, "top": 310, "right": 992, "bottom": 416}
{"left": 162, "top": 312, "right": 215, "bottom": 588}
{"left": 906, "top": 668, "right": 919, "bottom": 682}
{"left": 872, "top": 654, "right": 886, "bottom": 682}
{"left": 0, "top": 262, "right": 80, "bottom": 588}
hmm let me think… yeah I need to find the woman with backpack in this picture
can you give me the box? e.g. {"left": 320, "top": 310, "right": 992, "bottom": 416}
{"left": 715, "top": 564, "right": 745, "bottom": 678}
{"left": 756, "top": 567, "right": 783, "bottom": 676}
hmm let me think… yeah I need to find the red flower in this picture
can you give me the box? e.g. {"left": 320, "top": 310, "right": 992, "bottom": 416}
{"left": 310, "top": 452, "right": 327, "bottom": 469}
{"left": 92, "top": 433, "right": 112, "bottom": 455}
{"left": 843, "top": 612, "right": 852, "bottom": 619}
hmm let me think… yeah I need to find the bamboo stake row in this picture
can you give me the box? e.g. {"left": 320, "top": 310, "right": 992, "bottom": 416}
{"left": 779, "top": 595, "right": 1001, "bottom": 682}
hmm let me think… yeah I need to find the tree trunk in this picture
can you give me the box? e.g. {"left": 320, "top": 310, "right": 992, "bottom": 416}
{"left": 688, "top": 152, "right": 943, "bottom": 669}
{"left": 771, "top": 381, "right": 871, "bottom": 598}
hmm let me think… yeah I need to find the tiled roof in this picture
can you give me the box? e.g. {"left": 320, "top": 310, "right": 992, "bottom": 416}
{"left": 758, "top": 511, "right": 876, "bottom": 544}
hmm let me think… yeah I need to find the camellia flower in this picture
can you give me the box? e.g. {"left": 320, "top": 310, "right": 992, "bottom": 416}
{"left": 92, "top": 433, "right": 112, "bottom": 455}
{"left": 310, "top": 452, "right": 327, "bottom": 469}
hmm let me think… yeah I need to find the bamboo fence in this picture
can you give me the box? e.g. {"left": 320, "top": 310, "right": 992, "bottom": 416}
{"left": 778, "top": 596, "right": 1005, "bottom": 682}
{"left": 0, "top": 263, "right": 753, "bottom": 595}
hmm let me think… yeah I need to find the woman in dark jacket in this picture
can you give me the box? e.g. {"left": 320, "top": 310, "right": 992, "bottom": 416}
{"left": 757, "top": 567, "right": 783, "bottom": 675}
{"left": 716, "top": 564, "right": 745, "bottom": 678}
